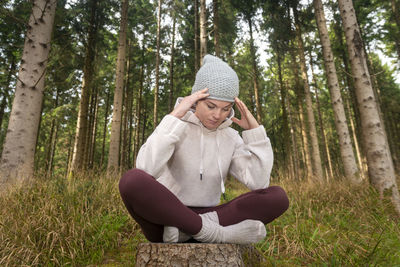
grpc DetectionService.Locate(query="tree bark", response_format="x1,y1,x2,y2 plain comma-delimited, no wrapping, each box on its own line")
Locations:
290,46,312,180
169,10,176,112
70,0,98,175
286,92,300,180
194,0,199,72
121,41,133,171
107,0,129,173
345,94,366,179
277,53,290,178
200,0,207,64
213,0,220,57
0,0,57,183
314,0,360,182
133,47,145,167
293,5,324,181
154,0,162,127
310,66,334,180
135,243,263,267
100,88,110,168
338,0,400,215
248,17,262,124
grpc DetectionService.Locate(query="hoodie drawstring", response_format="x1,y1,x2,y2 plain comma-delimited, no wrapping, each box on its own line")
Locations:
200,125,204,180
216,130,226,197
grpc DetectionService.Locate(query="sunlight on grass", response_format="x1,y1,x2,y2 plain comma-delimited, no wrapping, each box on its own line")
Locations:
0,173,399,266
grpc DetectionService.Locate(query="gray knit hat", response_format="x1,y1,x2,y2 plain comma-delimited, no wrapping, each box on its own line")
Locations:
191,54,239,102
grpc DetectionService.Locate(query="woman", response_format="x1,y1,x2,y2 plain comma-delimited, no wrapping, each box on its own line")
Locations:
119,55,289,244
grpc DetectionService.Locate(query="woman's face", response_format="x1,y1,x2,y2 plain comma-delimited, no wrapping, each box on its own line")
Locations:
194,99,233,130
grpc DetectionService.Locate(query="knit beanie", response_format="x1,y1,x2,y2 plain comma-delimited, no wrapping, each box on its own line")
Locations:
191,54,239,102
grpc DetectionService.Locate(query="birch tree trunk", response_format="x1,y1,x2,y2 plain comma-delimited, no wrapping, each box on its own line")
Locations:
213,0,220,58
338,0,400,215
154,0,162,127
293,6,324,181
107,0,129,173
314,0,360,182
200,0,207,64
0,0,57,183
70,0,98,174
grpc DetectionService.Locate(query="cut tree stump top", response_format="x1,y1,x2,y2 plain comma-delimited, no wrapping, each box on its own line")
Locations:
135,242,263,267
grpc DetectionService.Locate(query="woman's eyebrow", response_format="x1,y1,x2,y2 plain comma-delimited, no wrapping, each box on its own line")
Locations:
206,101,233,108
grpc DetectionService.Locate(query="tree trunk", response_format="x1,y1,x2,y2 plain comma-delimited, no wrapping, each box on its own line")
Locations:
290,46,312,180
194,0,199,72
70,0,98,175
345,94,366,179
213,0,220,57
135,243,263,267
121,42,133,171
390,0,400,62
169,10,176,112
311,68,334,180
45,88,59,178
248,17,262,124
107,0,129,173
0,0,57,183
89,90,99,168
0,55,16,132
286,92,300,180
277,53,290,178
154,0,162,127
86,85,97,168
314,0,360,182
293,5,324,181
200,0,207,64
100,88,110,168
65,131,73,178
133,48,145,167
338,0,400,215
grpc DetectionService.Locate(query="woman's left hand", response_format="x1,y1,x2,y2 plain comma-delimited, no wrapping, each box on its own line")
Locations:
231,97,260,130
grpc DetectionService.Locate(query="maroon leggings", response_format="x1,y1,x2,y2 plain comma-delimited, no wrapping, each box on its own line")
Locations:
119,168,289,242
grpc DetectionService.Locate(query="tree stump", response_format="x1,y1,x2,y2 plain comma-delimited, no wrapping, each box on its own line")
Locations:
135,243,264,267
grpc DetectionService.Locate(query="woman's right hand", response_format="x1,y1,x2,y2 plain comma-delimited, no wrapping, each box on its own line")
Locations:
170,88,209,118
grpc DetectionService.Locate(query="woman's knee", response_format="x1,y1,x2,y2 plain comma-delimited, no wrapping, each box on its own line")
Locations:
119,168,152,197
266,186,289,213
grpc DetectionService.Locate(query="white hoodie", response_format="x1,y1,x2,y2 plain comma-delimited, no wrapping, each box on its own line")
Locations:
136,98,274,207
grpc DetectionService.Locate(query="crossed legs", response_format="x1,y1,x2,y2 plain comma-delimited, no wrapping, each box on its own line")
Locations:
119,168,289,242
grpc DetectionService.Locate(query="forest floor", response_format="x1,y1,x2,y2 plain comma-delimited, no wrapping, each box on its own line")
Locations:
1,172,399,266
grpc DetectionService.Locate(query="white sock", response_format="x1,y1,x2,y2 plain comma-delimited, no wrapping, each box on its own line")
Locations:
193,215,266,244
163,211,219,243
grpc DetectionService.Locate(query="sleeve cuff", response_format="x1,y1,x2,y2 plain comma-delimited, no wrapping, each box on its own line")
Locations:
242,125,267,143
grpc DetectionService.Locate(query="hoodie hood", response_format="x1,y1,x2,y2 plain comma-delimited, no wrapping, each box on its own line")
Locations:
174,97,234,131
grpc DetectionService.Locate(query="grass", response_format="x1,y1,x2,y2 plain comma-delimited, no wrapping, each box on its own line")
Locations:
0,173,399,266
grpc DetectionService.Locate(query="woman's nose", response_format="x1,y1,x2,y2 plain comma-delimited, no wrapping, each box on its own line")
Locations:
212,110,222,119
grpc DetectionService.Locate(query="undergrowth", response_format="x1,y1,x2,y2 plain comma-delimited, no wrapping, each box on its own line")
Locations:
0,173,399,266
